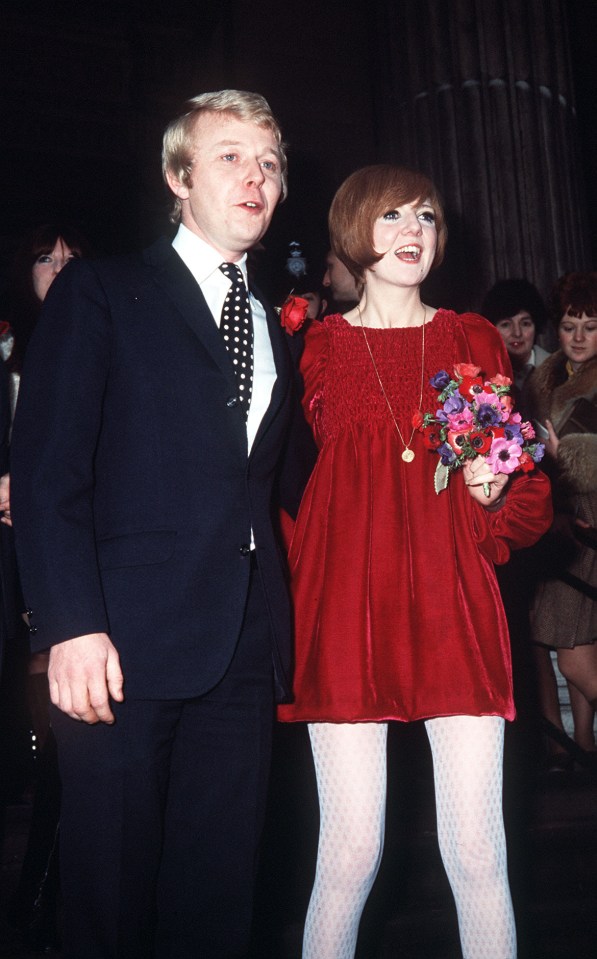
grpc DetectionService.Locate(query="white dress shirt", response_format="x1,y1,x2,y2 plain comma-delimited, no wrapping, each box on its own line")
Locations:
172,224,277,452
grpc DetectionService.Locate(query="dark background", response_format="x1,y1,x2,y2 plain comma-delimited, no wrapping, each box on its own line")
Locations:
1,0,596,307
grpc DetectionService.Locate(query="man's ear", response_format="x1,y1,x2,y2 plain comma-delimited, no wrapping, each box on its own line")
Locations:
165,169,190,200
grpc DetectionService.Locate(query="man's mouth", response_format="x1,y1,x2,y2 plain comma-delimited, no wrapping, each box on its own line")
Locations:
240,200,262,210
394,245,422,262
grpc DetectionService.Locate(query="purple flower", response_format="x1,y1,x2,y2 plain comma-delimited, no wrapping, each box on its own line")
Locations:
504,424,524,444
532,443,546,463
438,442,457,466
443,393,466,415
430,370,451,390
476,403,502,428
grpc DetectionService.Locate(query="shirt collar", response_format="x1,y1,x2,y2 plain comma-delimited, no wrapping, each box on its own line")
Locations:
172,223,248,287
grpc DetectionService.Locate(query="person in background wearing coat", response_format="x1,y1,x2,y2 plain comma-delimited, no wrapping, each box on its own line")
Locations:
8,89,299,959
527,271,597,763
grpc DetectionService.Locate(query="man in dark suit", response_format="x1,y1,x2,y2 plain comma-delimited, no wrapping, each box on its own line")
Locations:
10,90,299,959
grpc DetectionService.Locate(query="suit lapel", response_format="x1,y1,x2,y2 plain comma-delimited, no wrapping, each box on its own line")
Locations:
249,287,291,456
145,238,237,391
145,239,290,457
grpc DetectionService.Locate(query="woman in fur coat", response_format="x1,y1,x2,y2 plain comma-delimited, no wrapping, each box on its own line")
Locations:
527,271,597,757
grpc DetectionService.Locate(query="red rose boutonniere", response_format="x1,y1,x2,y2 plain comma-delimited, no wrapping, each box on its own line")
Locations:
278,295,309,335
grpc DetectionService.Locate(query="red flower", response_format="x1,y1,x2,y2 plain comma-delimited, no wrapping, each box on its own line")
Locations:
447,429,469,453
279,295,309,335
469,431,492,454
422,425,442,449
518,451,535,473
458,375,484,401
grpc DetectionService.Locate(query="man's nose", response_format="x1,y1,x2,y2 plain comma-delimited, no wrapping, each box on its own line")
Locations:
245,159,265,185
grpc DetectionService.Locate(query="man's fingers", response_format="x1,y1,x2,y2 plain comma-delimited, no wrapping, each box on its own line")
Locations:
106,650,124,703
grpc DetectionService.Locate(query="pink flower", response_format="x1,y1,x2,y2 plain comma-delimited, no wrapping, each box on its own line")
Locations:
521,420,536,440
446,408,474,431
472,389,498,407
454,363,481,378
489,373,513,388
486,438,523,474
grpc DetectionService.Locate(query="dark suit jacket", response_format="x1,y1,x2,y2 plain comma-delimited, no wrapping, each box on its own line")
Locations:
10,237,295,701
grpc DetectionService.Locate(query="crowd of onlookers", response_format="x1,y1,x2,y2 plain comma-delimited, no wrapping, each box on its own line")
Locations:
0,217,595,953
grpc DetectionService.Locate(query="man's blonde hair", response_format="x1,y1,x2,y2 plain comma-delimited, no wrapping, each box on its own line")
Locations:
162,90,288,223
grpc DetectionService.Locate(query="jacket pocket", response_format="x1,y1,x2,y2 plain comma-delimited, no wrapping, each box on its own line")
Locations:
97,529,177,569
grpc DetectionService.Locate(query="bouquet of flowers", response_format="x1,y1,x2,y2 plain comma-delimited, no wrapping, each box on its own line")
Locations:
413,362,545,495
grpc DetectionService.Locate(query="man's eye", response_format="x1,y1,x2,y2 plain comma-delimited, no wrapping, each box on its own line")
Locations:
262,160,278,172
222,154,237,162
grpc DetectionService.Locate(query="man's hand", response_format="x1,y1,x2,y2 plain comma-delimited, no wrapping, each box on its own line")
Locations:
462,457,509,508
48,632,124,724
0,473,11,526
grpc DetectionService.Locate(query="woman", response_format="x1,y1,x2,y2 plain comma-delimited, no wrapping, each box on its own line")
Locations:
3,222,90,952
482,278,550,409
278,165,552,959
527,271,597,756
481,278,583,770
6,222,90,375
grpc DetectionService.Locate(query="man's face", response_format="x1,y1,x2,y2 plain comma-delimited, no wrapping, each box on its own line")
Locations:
167,112,283,261
322,252,358,304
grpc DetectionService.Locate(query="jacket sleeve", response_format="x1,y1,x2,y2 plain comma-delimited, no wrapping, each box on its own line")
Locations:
10,260,112,650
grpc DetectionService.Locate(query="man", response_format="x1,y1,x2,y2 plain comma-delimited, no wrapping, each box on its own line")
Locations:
10,90,298,959
322,248,359,310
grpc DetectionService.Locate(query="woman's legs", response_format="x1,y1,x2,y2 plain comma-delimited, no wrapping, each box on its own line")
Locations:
303,722,387,959
556,644,597,710
425,715,516,959
567,682,596,752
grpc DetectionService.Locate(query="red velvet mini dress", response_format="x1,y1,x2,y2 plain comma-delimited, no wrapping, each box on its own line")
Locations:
278,310,552,725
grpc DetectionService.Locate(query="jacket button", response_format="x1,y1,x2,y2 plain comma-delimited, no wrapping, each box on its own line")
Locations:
239,544,251,556
226,396,238,408
26,608,33,616
29,625,38,635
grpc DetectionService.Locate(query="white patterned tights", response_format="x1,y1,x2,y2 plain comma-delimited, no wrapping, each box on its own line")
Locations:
303,716,516,959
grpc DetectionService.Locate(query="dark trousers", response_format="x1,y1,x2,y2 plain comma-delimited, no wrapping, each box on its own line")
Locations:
52,564,275,959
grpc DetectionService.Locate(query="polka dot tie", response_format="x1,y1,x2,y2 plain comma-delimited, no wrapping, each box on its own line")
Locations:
219,262,254,419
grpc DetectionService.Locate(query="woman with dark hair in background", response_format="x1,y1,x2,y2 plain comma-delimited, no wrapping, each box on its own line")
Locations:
2,222,91,952
527,271,597,764
8,224,90,351
482,278,551,410
279,164,552,959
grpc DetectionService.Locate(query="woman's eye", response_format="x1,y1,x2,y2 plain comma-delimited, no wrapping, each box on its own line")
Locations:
418,209,436,224
382,211,399,221
36,255,52,264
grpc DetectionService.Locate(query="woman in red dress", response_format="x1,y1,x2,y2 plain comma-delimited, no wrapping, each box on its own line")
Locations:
278,165,552,959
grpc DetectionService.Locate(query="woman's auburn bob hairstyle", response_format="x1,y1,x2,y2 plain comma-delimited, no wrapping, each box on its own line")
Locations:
328,164,447,292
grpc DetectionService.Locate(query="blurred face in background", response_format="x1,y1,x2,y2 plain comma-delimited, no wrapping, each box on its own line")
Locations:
32,238,78,302
494,311,536,366
322,251,358,305
558,310,597,371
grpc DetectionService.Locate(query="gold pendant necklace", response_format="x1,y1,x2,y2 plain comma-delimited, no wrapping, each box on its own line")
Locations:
358,304,426,463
